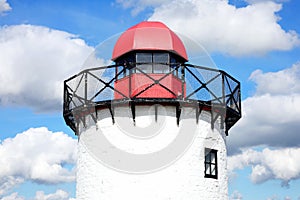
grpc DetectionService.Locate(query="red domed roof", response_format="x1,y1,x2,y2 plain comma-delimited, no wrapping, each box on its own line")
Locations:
112,21,188,61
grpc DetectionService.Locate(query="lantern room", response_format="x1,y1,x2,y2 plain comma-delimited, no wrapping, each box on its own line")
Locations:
63,21,241,135
112,21,188,99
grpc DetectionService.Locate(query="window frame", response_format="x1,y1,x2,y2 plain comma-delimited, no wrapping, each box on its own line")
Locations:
204,148,218,179
115,51,183,78
136,52,170,74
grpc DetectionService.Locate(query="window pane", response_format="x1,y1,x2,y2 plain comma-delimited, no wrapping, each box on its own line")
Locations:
153,53,169,73
205,164,210,175
178,66,182,78
137,64,152,73
153,64,169,73
153,53,169,63
131,67,136,74
136,53,152,73
211,165,216,176
205,153,211,163
118,66,124,79
211,153,216,164
170,56,177,64
170,57,178,76
136,53,152,63
170,65,178,76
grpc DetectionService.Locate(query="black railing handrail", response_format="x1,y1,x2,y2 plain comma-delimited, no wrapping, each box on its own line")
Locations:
63,63,241,135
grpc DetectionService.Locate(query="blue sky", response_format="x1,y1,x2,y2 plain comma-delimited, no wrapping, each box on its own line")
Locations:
0,0,300,199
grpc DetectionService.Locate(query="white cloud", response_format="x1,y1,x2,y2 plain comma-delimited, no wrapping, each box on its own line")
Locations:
146,0,299,56
249,63,300,95
230,190,243,200
0,0,11,14
34,190,71,200
266,196,279,200
246,0,289,4
1,190,75,200
0,127,77,196
116,0,171,16
228,63,300,153
228,147,300,185
0,24,94,111
1,193,24,200
0,177,23,197
228,63,300,186
250,164,273,183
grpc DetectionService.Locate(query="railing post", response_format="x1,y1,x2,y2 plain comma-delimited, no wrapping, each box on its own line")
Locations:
84,72,88,106
128,63,132,99
181,64,185,100
238,83,242,115
221,73,225,130
115,65,118,81
63,81,67,112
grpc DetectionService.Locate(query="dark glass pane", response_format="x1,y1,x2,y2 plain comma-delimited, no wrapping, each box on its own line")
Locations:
170,56,177,64
153,53,169,73
136,53,152,63
136,53,152,73
153,53,169,63
205,153,211,163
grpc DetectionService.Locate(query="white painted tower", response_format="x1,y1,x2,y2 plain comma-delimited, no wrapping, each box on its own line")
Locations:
63,21,241,200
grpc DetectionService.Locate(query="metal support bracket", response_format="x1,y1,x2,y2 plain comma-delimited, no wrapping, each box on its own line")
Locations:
176,104,181,126
130,101,136,125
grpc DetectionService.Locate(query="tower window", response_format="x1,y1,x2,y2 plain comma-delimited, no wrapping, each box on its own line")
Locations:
153,53,169,73
204,148,218,179
136,52,170,74
136,53,152,73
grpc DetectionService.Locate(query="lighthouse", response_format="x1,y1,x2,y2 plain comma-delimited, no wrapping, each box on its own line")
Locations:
63,21,241,200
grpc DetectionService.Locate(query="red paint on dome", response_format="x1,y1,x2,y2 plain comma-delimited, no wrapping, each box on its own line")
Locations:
112,21,188,61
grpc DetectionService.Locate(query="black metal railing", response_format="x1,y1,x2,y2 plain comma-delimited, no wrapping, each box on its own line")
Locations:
63,63,241,135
